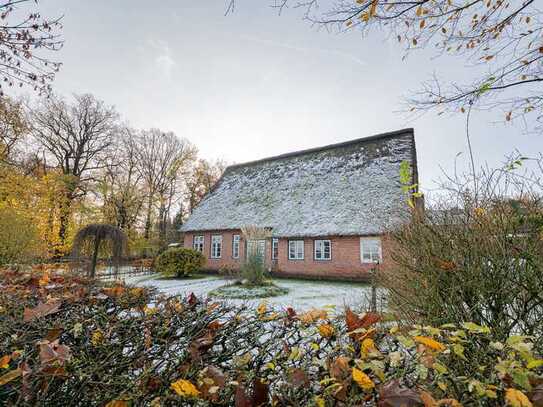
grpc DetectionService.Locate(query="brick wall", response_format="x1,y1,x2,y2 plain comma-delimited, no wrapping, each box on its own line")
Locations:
183,231,390,280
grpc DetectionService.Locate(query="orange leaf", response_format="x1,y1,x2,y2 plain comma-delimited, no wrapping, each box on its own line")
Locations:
414,336,446,352
105,401,129,407
420,390,437,406
0,355,9,369
0,368,21,386
329,356,351,380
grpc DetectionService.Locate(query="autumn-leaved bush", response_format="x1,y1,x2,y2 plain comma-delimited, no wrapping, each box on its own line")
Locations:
154,247,205,277
0,270,542,406
0,206,40,266
385,163,543,348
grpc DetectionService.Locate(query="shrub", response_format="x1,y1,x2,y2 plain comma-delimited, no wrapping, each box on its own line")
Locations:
241,251,268,286
383,161,543,346
154,247,205,277
0,206,40,266
0,271,542,406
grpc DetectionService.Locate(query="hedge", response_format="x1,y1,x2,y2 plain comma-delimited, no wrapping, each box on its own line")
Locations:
154,247,205,277
0,270,542,406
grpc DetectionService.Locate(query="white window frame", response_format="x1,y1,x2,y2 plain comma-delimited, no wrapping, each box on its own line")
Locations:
211,235,222,259
272,238,279,260
288,240,304,260
193,235,204,252
360,237,382,264
232,234,240,259
314,239,331,261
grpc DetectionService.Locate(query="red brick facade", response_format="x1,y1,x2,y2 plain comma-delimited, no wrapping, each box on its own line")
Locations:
183,230,390,281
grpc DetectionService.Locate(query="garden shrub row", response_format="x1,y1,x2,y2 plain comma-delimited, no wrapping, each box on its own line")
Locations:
0,270,542,406
154,247,205,277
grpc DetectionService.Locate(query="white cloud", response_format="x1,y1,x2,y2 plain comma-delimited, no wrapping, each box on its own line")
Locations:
148,39,176,80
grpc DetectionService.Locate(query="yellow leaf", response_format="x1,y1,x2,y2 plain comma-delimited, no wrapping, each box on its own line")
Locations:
420,19,426,29
0,355,10,369
414,336,446,352
361,338,376,357
256,302,267,316
91,329,104,347
0,368,21,386
527,359,543,369
318,324,335,338
461,322,490,334
315,396,326,407
170,379,200,398
352,367,374,391
505,388,532,407
105,401,129,407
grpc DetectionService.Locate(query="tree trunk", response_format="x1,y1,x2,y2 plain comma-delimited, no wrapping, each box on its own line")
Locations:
90,235,101,278
144,195,153,240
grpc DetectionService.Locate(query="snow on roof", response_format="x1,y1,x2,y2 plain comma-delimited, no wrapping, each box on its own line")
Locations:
181,128,418,237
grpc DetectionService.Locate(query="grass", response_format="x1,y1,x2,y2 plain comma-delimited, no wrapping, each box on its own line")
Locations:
208,280,289,300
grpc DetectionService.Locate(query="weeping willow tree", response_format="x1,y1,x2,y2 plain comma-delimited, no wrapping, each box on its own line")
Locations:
71,224,127,278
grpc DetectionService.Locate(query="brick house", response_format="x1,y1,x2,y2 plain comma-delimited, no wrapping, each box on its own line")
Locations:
180,128,419,280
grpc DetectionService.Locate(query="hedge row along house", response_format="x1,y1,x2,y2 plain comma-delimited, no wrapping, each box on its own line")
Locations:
180,128,419,280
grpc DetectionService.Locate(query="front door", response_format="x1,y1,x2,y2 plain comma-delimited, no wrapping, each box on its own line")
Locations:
246,239,266,262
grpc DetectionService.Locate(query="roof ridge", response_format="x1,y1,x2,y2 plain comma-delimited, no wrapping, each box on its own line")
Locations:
226,128,414,171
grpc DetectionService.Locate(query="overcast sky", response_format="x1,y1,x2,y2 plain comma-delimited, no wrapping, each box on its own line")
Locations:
34,0,541,192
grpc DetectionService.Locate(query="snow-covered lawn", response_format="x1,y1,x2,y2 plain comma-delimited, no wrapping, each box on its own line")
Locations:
125,274,385,312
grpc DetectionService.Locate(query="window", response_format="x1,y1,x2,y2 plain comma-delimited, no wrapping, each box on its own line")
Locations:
288,240,304,260
272,238,279,260
314,240,331,260
232,235,240,259
193,235,204,252
247,240,265,259
360,238,382,263
211,235,222,258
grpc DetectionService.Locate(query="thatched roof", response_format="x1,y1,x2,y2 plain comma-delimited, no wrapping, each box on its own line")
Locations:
181,128,418,237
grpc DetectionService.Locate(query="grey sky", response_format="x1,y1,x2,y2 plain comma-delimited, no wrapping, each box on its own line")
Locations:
36,0,541,192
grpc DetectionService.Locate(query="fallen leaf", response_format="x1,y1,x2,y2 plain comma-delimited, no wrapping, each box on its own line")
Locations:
414,336,446,352
352,367,374,391
23,299,61,322
378,379,422,407
330,356,351,381
318,323,335,338
188,292,199,306
170,379,200,398
39,340,72,366
0,355,9,369
105,401,129,407
420,391,437,407
289,368,309,388
0,368,22,386
505,388,533,407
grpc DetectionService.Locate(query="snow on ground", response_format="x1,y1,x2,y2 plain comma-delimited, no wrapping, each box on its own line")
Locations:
124,274,386,313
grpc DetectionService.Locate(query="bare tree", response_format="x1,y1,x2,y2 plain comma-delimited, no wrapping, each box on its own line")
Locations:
0,96,28,162
135,129,197,245
233,0,543,130
185,158,226,214
98,127,145,233
0,0,63,95
30,93,119,253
